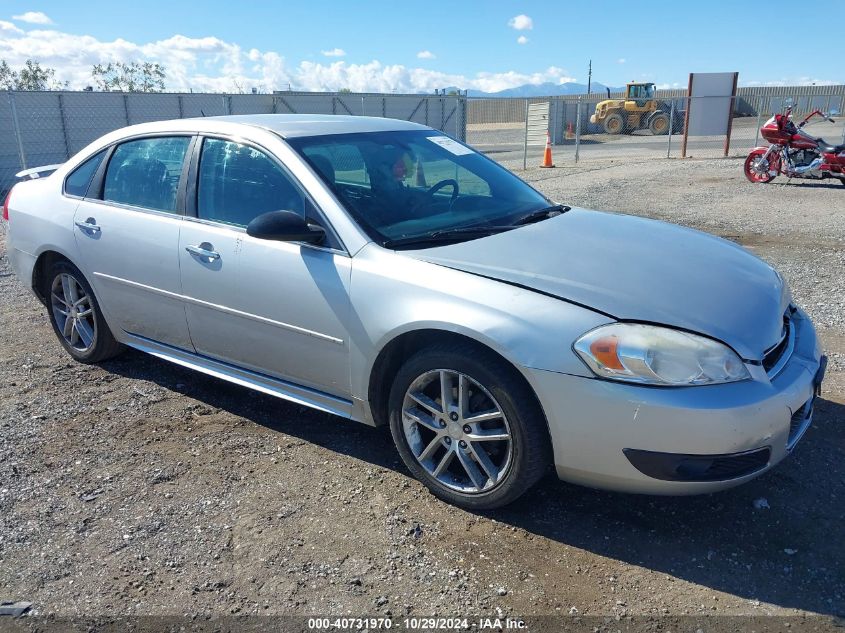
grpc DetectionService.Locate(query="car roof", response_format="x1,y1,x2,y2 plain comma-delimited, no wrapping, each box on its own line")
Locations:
106,114,431,140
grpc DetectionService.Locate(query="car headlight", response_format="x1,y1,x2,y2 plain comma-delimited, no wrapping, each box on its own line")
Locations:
573,323,750,386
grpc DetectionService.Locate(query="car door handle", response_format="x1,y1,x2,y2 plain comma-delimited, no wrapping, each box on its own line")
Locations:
74,219,101,234
185,244,220,260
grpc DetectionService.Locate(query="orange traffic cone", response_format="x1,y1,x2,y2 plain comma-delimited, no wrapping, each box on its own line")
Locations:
565,121,574,140
540,131,555,168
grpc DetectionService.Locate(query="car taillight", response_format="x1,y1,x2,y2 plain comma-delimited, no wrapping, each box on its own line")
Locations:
3,187,14,222
2,187,11,221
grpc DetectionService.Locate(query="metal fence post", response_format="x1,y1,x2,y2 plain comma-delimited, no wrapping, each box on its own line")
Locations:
123,94,130,125
57,93,72,159
522,99,529,170
754,96,763,147
8,90,27,170
460,91,468,141
361,95,365,116
177,95,184,119
666,99,675,159
574,97,582,163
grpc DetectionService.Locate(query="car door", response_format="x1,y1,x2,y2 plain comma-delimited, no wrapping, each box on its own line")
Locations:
73,135,195,350
178,136,352,397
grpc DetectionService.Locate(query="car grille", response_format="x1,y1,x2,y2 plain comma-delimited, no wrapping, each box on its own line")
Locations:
763,311,793,377
788,398,813,450
624,447,771,482
688,449,771,481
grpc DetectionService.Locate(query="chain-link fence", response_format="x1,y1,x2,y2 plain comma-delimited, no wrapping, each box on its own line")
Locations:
3,87,843,194
0,90,467,195
467,87,845,170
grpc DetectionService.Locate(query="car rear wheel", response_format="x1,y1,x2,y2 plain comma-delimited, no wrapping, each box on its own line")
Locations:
388,343,551,510
47,260,123,363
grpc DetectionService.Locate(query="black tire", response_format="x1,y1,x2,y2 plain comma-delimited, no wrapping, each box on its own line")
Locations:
649,112,670,135
603,112,625,135
388,342,552,510
46,260,124,363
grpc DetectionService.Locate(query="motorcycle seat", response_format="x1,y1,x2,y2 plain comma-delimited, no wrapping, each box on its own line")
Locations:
816,138,845,153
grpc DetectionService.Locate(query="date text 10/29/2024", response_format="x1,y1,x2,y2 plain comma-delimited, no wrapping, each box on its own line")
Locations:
308,617,528,630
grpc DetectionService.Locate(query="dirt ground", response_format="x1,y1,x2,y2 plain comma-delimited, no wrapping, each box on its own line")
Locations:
0,157,843,623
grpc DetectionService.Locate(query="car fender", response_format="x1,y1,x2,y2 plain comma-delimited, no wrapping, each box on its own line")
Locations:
5,178,83,296
348,243,612,405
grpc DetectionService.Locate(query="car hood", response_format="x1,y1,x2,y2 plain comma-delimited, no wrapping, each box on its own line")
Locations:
407,208,789,360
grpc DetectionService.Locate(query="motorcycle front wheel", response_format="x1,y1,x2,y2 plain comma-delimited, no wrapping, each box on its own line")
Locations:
744,151,776,183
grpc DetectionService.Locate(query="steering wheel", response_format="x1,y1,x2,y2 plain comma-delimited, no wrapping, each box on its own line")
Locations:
409,178,460,216
426,179,460,204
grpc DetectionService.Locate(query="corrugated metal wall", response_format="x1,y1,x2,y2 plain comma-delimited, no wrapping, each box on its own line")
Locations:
468,85,845,124
0,90,467,194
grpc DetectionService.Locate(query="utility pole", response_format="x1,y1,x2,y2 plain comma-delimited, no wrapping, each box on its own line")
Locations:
587,59,592,94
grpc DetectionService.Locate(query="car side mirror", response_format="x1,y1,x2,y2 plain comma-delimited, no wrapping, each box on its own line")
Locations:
246,210,325,244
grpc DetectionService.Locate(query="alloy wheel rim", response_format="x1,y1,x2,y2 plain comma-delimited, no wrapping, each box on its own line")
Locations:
51,273,97,352
750,157,770,181
401,369,513,494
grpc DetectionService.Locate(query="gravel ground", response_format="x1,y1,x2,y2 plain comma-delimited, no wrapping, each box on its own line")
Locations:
0,157,843,622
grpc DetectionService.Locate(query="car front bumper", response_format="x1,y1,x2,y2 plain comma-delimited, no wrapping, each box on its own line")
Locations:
526,307,824,494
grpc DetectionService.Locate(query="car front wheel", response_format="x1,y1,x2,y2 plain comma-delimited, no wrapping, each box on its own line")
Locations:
388,343,551,510
47,260,123,363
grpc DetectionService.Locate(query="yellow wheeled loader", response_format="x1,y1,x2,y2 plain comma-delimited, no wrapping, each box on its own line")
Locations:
589,82,676,135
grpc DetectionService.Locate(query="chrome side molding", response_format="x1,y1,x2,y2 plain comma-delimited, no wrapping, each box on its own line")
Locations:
122,332,355,419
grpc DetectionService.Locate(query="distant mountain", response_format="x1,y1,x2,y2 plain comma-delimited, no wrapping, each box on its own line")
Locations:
463,81,624,98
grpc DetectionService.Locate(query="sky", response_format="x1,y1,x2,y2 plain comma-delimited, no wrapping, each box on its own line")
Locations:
0,0,841,94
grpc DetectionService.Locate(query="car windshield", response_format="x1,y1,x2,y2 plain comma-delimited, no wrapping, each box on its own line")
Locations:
286,130,552,247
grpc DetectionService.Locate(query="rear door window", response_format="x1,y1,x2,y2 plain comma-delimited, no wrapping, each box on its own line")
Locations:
65,150,106,198
103,137,191,212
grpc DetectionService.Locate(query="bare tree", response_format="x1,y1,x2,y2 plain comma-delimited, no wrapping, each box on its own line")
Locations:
91,62,166,92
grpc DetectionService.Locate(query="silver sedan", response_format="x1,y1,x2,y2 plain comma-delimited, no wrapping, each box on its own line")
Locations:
3,115,826,509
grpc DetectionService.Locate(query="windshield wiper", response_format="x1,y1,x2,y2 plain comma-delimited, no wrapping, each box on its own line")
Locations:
383,225,515,249
512,204,570,226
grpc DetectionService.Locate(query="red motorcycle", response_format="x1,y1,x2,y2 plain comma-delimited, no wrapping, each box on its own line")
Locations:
744,105,845,185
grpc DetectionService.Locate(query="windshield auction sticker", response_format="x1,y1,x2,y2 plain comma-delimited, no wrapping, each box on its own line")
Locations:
427,135,475,155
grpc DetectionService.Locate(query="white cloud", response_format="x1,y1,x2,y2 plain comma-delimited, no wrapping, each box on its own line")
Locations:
516,35,528,45
617,58,626,64
11,11,52,24
321,48,346,57
508,14,533,30
0,25,576,93
416,50,435,59
0,20,24,34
